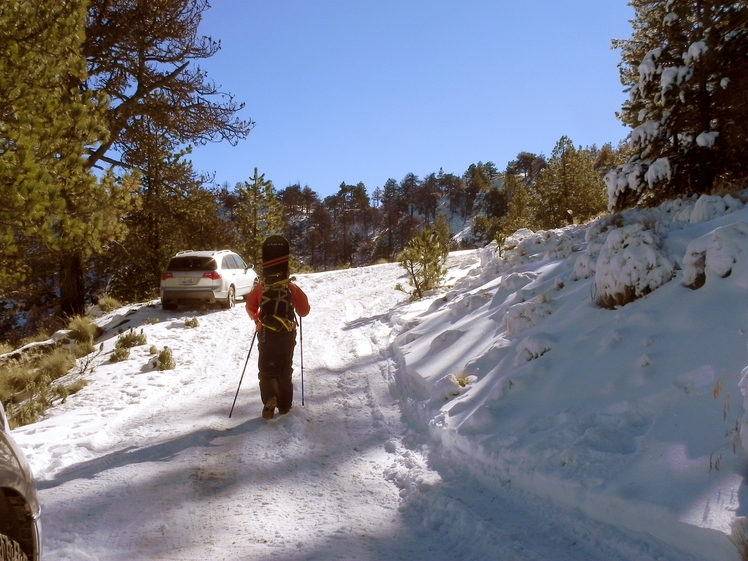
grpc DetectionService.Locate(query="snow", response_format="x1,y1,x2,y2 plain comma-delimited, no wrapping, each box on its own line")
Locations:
660,66,692,96
630,120,660,149
9,192,748,560
686,41,708,64
697,131,719,148
638,48,661,86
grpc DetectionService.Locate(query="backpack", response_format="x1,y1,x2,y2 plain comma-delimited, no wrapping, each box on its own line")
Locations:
259,279,296,331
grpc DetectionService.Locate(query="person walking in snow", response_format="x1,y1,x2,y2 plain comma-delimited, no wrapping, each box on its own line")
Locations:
245,236,310,419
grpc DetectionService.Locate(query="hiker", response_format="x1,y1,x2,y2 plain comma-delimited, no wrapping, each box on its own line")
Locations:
245,236,310,419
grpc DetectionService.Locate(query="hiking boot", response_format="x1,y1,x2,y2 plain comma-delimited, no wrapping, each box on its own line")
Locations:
278,405,292,415
262,397,277,420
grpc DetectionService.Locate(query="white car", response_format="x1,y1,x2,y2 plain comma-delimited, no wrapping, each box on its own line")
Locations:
0,403,42,561
159,250,257,311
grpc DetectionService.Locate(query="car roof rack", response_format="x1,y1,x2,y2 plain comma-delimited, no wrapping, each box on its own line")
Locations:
174,249,233,256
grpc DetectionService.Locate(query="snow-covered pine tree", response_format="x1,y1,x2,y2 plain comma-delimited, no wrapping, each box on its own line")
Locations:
608,0,748,211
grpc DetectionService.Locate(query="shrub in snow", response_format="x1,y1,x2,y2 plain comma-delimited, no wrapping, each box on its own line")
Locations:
514,333,554,365
110,347,130,363
682,223,748,288
573,253,596,280
184,317,199,328
577,211,662,284
637,354,652,368
498,272,537,294
594,223,674,309
689,194,742,224
504,300,553,336
430,374,463,401
153,346,175,371
460,293,491,312
115,329,147,349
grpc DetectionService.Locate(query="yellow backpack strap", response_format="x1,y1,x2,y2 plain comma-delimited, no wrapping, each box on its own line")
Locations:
260,278,297,331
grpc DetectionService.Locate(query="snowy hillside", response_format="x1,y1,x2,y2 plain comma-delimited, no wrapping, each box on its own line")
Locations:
10,192,748,560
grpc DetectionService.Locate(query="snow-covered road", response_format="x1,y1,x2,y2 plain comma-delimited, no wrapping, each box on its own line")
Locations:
13,247,730,560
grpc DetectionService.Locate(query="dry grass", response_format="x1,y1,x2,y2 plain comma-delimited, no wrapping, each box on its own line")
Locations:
455,372,477,388
0,315,107,427
96,296,122,313
1,334,98,427
36,348,76,381
0,362,35,402
730,518,748,561
54,379,89,404
66,315,102,344
596,285,639,309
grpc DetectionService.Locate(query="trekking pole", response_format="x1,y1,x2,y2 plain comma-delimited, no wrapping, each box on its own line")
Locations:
229,331,257,418
300,316,305,406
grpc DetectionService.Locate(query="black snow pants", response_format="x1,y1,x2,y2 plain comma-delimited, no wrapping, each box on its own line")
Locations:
257,329,297,412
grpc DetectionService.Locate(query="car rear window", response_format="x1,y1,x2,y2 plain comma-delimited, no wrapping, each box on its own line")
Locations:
167,256,217,271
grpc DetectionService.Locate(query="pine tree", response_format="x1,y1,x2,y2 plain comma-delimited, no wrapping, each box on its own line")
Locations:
608,0,748,210
463,162,500,220
84,0,252,171
434,213,452,249
308,203,333,270
100,150,233,303
398,225,449,300
45,0,254,315
534,137,607,229
0,0,106,282
420,173,441,224
506,152,547,189
235,169,285,272
399,173,420,218
377,178,406,260
501,171,538,236
0,0,138,319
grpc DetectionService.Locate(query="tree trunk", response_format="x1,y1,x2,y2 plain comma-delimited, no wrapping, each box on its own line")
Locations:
60,251,86,317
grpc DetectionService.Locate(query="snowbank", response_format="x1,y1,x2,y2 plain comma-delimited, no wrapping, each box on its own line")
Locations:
391,192,748,560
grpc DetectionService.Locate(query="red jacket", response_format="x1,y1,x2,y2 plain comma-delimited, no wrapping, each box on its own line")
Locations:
245,282,310,330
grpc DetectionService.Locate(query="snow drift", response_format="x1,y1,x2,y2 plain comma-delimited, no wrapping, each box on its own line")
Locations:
392,192,748,560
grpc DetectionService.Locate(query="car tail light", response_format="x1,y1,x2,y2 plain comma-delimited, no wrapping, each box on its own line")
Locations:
161,272,173,281
202,271,222,280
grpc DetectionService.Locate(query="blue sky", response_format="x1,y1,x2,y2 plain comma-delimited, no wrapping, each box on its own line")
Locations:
189,1,635,199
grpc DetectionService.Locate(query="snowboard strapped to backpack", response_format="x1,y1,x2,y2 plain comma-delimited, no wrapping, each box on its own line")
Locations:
259,235,296,332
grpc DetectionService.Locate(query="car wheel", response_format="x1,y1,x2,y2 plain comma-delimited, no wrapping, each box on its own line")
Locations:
0,533,28,561
162,301,177,311
223,286,236,309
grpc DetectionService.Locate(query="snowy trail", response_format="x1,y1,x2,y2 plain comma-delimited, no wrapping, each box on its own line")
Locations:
14,251,706,560
22,258,463,560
